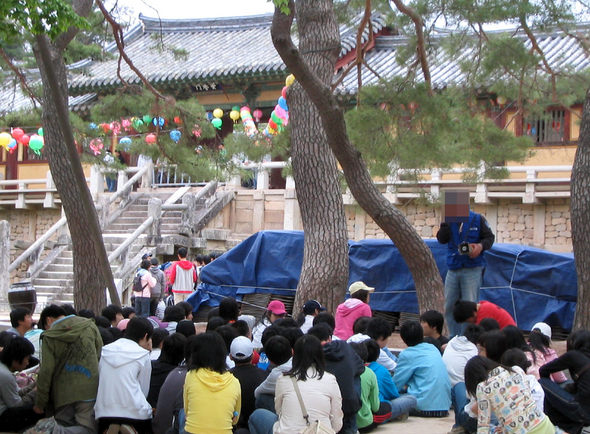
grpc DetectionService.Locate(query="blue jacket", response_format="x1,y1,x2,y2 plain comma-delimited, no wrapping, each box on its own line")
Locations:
393,342,451,411
368,361,400,402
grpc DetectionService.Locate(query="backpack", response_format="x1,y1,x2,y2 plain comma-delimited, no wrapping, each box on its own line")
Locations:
132,273,147,293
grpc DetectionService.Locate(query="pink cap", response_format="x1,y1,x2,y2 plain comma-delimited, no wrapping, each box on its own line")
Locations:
117,318,130,331
267,300,287,315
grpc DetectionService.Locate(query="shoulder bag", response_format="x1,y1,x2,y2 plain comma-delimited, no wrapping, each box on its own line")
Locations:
290,376,336,434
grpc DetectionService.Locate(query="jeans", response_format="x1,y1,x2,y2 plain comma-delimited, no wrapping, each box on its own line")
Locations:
340,414,358,434
540,377,590,433
389,394,418,420
255,393,275,412
135,297,151,318
451,382,477,433
249,408,278,434
444,266,483,337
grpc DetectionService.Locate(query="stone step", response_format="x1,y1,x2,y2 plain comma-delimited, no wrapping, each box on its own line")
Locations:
34,278,72,287
53,257,73,265
115,217,148,225
36,271,73,280
44,263,73,272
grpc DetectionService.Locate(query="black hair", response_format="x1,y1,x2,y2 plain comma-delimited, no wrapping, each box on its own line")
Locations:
125,317,154,343
264,335,292,366
206,316,227,332
502,325,528,351
151,257,159,266
140,259,151,270
176,302,193,319
464,356,499,397
176,320,196,338
231,320,250,337
160,333,187,365
350,341,368,363
215,324,238,352
60,304,77,316
95,315,111,329
195,254,205,264
479,318,500,332
479,330,507,363
274,318,299,328
528,330,551,355
278,327,304,349
352,316,371,335
566,329,586,352
464,324,484,345
219,298,240,323
207,307,220,320
101,304,123,323
364,339,381,363
10,307,31,328
420,310,444,335
501,348,531,371
0,331,14,349
121,306,136,319
351,289,370,303
152,328,169,349
39,304,67,330
571,330,590,357
307,323,333,342
185,334,198,362
367,317,393,341
163,305,185,323
188,332,227,374
453,300,478,323
261,325,281,347
400,320,424,347
78,309,95,319
98,326,115,346
177,247,188,258
0,336,34,367
203,254,212,265
312,312,335,330
287,334,325,381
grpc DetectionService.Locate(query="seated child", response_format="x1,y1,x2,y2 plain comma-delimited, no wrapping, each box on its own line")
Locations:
393,321,451,417
453,300,516,330
253,335,292,412
420,310,449,351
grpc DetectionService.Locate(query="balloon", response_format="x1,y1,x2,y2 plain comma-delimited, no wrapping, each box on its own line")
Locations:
119,136,132,150
212,118,222,129
11,128,24,140
143,115,152,124
0,132,11,148
38,127,44,136
152,116,165,127
253,109,263,122
285,74,295,87
213,108,223,119
29,134,44,155
89,138,103,156
281,86,288,99
229,110,240,122
169,130,181,143
145,133,157,144
278,96,288,111
20,134,30,146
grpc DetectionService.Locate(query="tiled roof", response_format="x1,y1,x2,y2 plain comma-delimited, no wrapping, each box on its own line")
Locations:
334,25,590,95
67,12,387,95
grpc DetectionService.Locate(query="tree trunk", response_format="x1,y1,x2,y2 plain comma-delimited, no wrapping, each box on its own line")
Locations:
271,1,445,314
289,0,349,314
32,9,119,312
571,88,590,330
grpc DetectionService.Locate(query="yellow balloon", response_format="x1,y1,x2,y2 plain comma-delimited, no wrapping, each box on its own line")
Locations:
213,108,223,119
229,110,240,121
285,74,295,87
0,132,11,148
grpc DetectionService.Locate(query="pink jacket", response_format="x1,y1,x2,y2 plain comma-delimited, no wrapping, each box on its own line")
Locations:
333,299,372,340
526,348,568,383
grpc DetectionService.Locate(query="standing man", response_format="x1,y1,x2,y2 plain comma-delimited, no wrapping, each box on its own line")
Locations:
436,191,495,337
150,257,166,316
33,304,102,433
169,247,197,304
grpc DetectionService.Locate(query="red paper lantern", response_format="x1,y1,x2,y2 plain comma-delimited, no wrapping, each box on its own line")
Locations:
145,133,157,144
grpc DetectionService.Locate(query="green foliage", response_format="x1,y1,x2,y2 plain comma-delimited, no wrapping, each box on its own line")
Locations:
0,107,42,127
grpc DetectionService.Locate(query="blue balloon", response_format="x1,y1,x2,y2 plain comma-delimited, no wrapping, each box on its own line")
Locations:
278,96,288,111
206,112,213,121
152,117,165,127
119,136,132,150
89,122,98,130
170,130,181,143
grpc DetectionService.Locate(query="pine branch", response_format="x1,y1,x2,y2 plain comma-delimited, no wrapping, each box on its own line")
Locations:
0,47,40,108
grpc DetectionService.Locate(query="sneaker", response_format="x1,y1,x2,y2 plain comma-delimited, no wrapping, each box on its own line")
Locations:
24,417,56,434
106,424,121,434
119,425,138,434
448,426,467,434
395,413,409,422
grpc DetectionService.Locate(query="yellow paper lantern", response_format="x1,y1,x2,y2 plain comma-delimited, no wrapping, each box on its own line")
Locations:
0,132,11,148
213,108,224,119
496,95,507,105
285,74,295,87
229,110,241,122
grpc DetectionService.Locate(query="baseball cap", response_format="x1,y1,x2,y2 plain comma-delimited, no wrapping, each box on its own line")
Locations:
348,281,375,295
117,318,130,331
303,300,326,315
531,322,552,339
230,336,254,360
267,300,287,315
142,252,152,260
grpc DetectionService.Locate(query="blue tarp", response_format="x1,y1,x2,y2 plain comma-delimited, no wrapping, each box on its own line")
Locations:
188,230,577,331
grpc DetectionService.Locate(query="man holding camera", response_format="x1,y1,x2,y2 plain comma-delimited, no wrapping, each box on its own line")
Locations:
437,205,495,337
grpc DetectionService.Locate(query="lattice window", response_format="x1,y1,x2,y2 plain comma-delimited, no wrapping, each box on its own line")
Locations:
523,109,566,145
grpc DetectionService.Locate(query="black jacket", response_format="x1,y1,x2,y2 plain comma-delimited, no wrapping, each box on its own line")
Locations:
323,340,364,417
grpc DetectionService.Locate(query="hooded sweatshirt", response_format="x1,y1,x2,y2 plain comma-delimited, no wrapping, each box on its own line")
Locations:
323,340,363,417
442,335,478,386
150,265,166,299
169,260,197,294
36,315,102,411
183,368,241,434
94,338,152,420
333,298,372,340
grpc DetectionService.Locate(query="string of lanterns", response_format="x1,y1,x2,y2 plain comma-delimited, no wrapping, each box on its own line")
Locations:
0,128,45,155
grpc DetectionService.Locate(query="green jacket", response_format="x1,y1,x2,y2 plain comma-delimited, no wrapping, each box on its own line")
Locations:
356,366,380,429
36,315,102,410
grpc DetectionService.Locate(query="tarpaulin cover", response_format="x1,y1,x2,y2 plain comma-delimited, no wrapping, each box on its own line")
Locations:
188,230,577,331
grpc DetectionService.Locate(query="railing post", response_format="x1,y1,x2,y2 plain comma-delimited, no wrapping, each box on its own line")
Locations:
475,161,489,204
117,169,129,193
0,220,10,306
16,181,26,208
90,165,104,200
430,169,441,202
283,175,298,230
385,163,399,204
141,161,154,189
44,170,56,208
147,197,162,245
524,168,537,204
179,193,196,236
256,165,270,190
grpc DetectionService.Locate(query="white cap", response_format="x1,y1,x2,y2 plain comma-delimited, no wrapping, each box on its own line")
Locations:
531,322,552,339
230,336,254,360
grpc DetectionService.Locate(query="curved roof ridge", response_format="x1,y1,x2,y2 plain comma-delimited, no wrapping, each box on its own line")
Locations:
138,13,274,32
